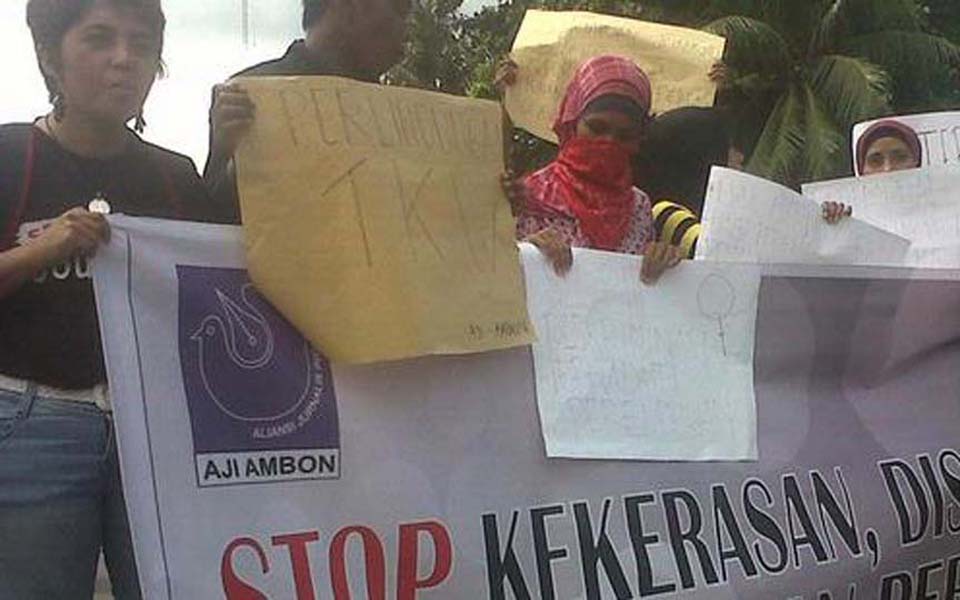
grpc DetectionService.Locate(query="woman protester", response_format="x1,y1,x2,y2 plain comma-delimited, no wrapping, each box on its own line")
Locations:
635,106,745,258
0,1,228,597
822,119,924,223
500,55,683,283
857,119,923,176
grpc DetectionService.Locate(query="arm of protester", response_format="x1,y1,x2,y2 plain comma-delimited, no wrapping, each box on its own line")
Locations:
0,208,108,299
525,227,573,277
173,154,241,226
494,57,521,166
202,82,255,219
202,160,242,221
502,105,516,167
640,241,683,285
821,201,852,225
500,170,526,217
203,83,255,186
494,57,519,97
708,61,730,89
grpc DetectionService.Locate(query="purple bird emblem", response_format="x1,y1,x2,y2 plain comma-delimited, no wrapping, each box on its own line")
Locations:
190,283,314,422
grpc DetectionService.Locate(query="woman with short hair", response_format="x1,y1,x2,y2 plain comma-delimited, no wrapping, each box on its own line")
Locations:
0,1,226,597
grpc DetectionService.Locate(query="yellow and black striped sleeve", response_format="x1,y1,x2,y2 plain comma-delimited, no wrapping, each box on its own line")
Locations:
652,200,700,259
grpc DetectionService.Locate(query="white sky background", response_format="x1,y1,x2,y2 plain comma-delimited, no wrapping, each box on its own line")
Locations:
2,1,303,168
2,0,495,168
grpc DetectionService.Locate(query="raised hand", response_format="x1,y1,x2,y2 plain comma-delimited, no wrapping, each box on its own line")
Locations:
494,58,519,97
641,241,683,285
527,227,573,277
821,201,853,224
35,207,110,265
500,170,527,217
209,83,256,165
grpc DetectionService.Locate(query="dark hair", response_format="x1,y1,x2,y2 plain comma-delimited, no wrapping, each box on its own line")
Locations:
26,0,165,127
635,107,734,215
302,0,326,29
583,94,651,128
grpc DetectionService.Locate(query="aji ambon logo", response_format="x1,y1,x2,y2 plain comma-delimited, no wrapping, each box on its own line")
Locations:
177,266,340,487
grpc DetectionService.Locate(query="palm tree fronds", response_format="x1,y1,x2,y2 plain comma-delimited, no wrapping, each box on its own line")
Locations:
800,84,847,181
703,15,793,74
810,55,891,128
745,84,806,183
728,72,783,97
809,0,844,56
842,31,960,107
755,0,828,53
843,30,960,72
839,0,924,35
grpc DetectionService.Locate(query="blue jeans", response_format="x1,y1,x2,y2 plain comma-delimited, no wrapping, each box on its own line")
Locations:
0,386,141,600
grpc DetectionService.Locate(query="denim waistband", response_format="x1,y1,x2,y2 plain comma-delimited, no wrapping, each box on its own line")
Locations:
0,373,109,407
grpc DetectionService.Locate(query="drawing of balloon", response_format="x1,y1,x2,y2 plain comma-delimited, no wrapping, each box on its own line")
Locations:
697,273,737,356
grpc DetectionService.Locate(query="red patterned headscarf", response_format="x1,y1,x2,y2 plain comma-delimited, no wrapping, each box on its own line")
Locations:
524,56,653,250
552,55,653,145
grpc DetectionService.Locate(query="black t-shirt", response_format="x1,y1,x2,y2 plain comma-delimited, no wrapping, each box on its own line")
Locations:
235,40,352,78
0,122,231,389
202,40,374,215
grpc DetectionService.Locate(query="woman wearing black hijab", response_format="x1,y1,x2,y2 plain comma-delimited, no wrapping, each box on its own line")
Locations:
634,107,743,258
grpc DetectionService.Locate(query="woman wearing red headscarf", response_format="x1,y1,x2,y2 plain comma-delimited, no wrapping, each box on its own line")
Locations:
822,119,923,223
501,55,682,283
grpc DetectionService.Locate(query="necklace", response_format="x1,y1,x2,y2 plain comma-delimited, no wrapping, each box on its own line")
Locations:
43,114,113,215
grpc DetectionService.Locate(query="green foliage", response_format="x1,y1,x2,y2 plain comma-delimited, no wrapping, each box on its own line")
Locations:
386,0,472,93
809,55,890,126
388,0,703,170
744,83,805,182
925,0,960,44
704,0,959,184
389,0,960,184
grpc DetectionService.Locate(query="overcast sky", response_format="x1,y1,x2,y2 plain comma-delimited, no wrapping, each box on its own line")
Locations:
3,2,314,166
2,1,497,166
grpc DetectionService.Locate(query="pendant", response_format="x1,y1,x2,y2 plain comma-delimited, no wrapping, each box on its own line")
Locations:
87,193,111,215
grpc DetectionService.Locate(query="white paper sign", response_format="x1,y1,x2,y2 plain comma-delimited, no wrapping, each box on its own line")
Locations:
698,167,911,266
853,111,960,175
803,169,960,268
521,244,759,461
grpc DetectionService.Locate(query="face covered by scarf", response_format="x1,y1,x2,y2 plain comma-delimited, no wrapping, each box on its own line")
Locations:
524,55,652,251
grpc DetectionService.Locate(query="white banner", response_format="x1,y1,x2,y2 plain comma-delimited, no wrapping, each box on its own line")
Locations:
94,217,960,599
